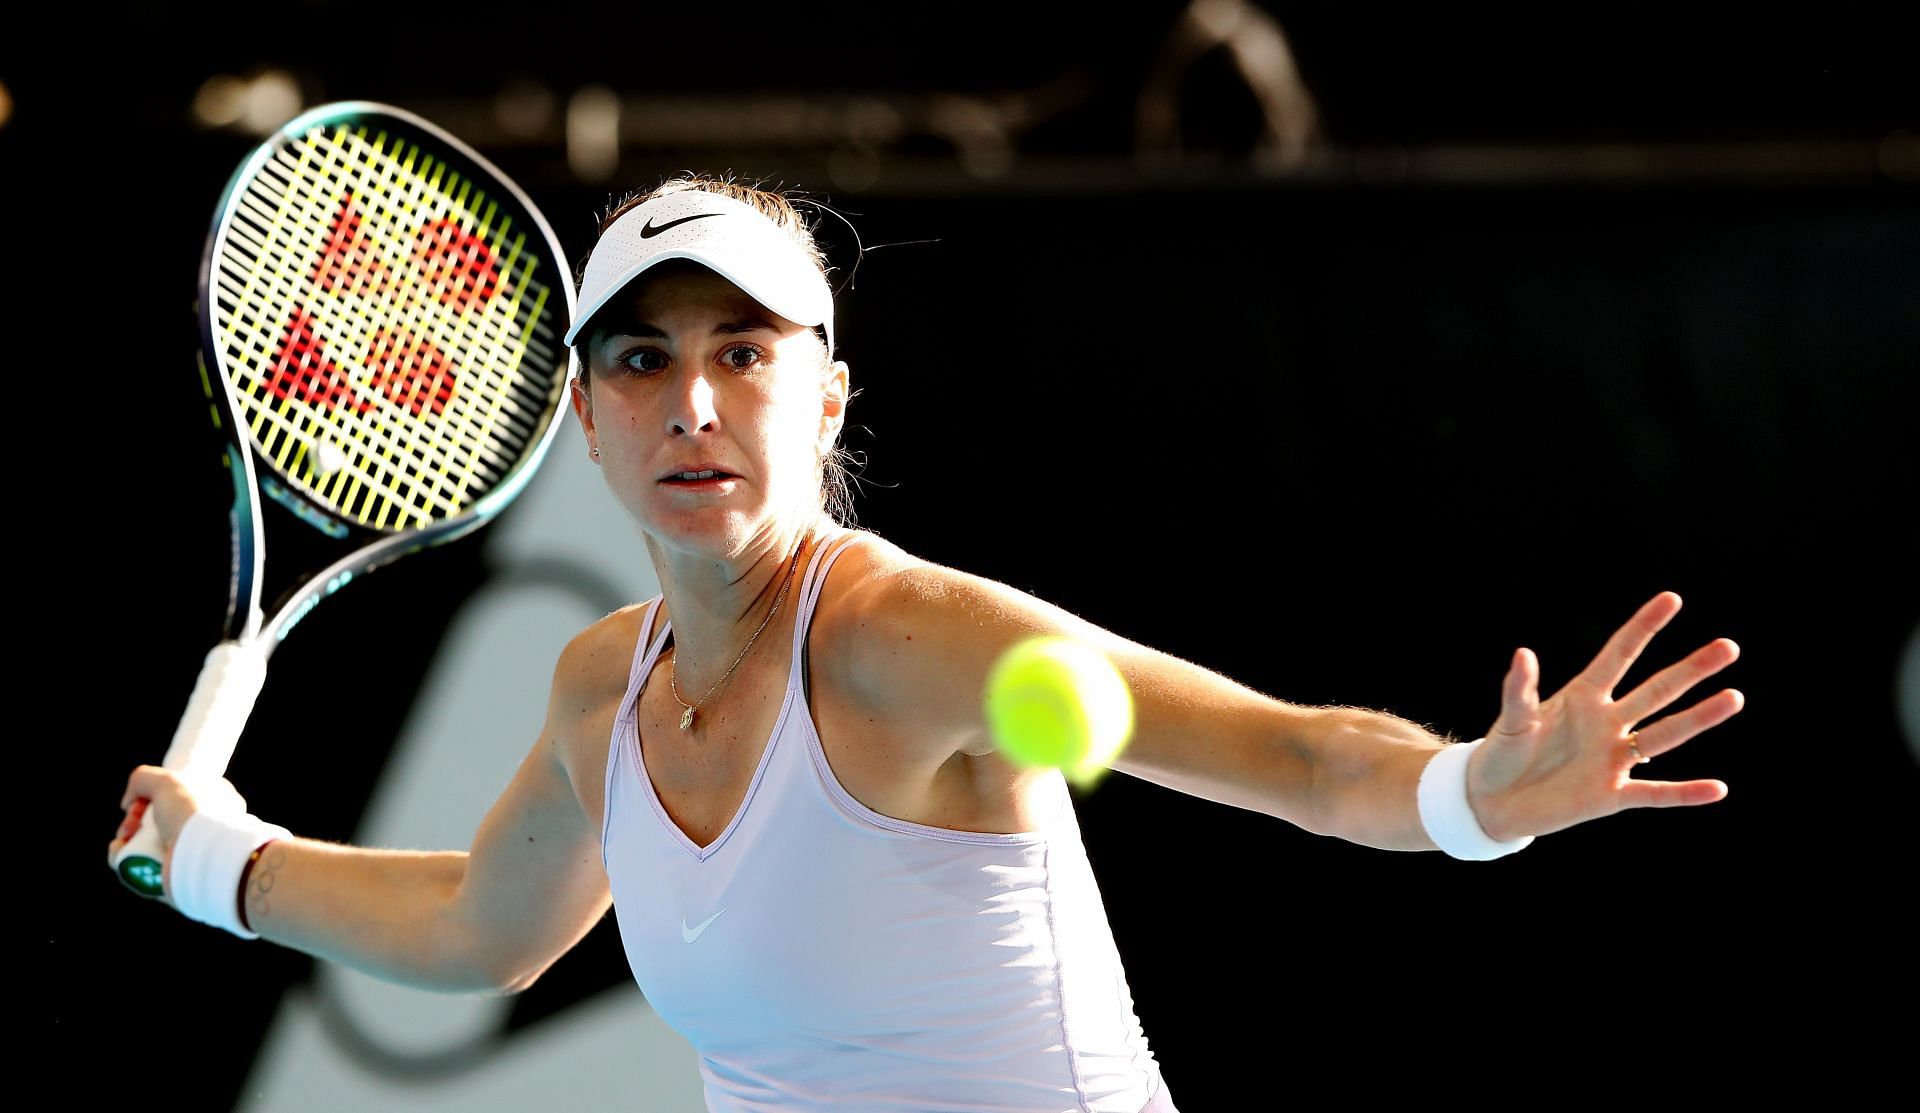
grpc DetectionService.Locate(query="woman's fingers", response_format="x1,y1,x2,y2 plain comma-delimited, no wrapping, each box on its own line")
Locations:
1492,647,1542,736
1630,688,1746,760
1476,597,1741,832
116,798,149,838
121,764,172,811
1615,777,1730,810
1613,637,1739,726
1576,591,1683,694
107,797,150,865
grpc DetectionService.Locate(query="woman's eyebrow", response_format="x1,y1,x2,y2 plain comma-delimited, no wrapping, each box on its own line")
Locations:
593,307,658,339
713,315,781,335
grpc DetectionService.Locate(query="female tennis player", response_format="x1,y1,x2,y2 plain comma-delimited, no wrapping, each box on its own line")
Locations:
112,176,1744,1112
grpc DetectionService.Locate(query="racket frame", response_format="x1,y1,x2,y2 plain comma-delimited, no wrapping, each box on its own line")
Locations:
114,101,576,897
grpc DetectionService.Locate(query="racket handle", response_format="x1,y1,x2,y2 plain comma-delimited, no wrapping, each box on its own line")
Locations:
114,641,269,897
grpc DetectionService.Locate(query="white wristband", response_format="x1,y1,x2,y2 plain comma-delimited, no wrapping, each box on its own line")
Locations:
1417,739,1534,861
170,811,291,939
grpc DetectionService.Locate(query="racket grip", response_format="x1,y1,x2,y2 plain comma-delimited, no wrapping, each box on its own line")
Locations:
114,641,269,897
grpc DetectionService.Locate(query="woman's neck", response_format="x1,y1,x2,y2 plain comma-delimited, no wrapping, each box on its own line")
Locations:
647,516,830,694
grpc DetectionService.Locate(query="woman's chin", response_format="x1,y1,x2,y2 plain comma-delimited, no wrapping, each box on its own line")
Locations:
632,492,825,559
640,509,759,558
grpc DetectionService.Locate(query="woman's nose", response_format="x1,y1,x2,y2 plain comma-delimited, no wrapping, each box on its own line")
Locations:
666,369,718,435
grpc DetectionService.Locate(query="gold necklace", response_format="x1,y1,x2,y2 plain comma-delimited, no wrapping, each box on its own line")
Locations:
669,540,804,732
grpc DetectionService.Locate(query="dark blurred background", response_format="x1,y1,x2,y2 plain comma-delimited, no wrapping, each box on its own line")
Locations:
19,2,1917,1108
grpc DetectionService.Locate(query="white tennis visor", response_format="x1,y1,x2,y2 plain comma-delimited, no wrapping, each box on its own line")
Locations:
563,189,834,355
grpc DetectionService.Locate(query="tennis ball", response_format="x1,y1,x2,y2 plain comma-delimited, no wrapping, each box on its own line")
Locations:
983,636,1134,786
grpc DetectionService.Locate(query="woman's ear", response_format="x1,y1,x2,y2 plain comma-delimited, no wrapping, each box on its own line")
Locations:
821,360,850,446
569,373,600,462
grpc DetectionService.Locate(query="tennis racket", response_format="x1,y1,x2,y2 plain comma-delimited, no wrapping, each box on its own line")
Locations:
113,101,574,897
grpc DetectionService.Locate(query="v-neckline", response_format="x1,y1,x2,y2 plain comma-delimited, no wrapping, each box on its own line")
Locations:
631,611,799,861
622,529,860,859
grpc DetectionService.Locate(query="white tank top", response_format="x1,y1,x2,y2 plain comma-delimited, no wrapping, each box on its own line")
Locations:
600,530,1170,1112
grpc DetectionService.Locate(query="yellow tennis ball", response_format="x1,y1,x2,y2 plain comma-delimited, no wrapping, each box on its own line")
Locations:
984,636,1134,785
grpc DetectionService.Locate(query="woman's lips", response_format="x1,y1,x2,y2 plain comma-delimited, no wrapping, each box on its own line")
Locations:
660,473,738,490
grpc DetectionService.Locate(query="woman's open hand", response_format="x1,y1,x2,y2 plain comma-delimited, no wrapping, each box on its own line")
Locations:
1466,591,1743,842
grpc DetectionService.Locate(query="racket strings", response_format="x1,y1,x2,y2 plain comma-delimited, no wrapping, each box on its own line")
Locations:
216,207,555,463
212,119,564,531
221,189,492,519
217,204,546,523
235,144,553,509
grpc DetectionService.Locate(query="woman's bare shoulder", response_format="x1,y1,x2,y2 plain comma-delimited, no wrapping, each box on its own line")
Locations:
816,530,1094,761
827,530,1035,616
551,599,658,700
539,601,657,790
830,528,928,581
820,529,956,618
815,531,1020,696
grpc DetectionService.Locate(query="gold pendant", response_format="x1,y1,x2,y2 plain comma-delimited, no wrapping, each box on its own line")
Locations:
680,706,696,732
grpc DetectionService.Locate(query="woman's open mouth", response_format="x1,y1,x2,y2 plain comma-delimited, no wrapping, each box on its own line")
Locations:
660,468,738,489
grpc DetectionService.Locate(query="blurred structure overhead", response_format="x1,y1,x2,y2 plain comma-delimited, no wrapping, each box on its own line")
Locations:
1137,0,1319,172
23,2,1914,193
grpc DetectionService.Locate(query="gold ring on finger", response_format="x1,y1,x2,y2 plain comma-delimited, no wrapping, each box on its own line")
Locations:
1626,731,1650,765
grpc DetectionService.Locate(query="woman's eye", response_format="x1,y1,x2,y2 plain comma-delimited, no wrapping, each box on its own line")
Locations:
620,349,667,375
722,344,764,371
